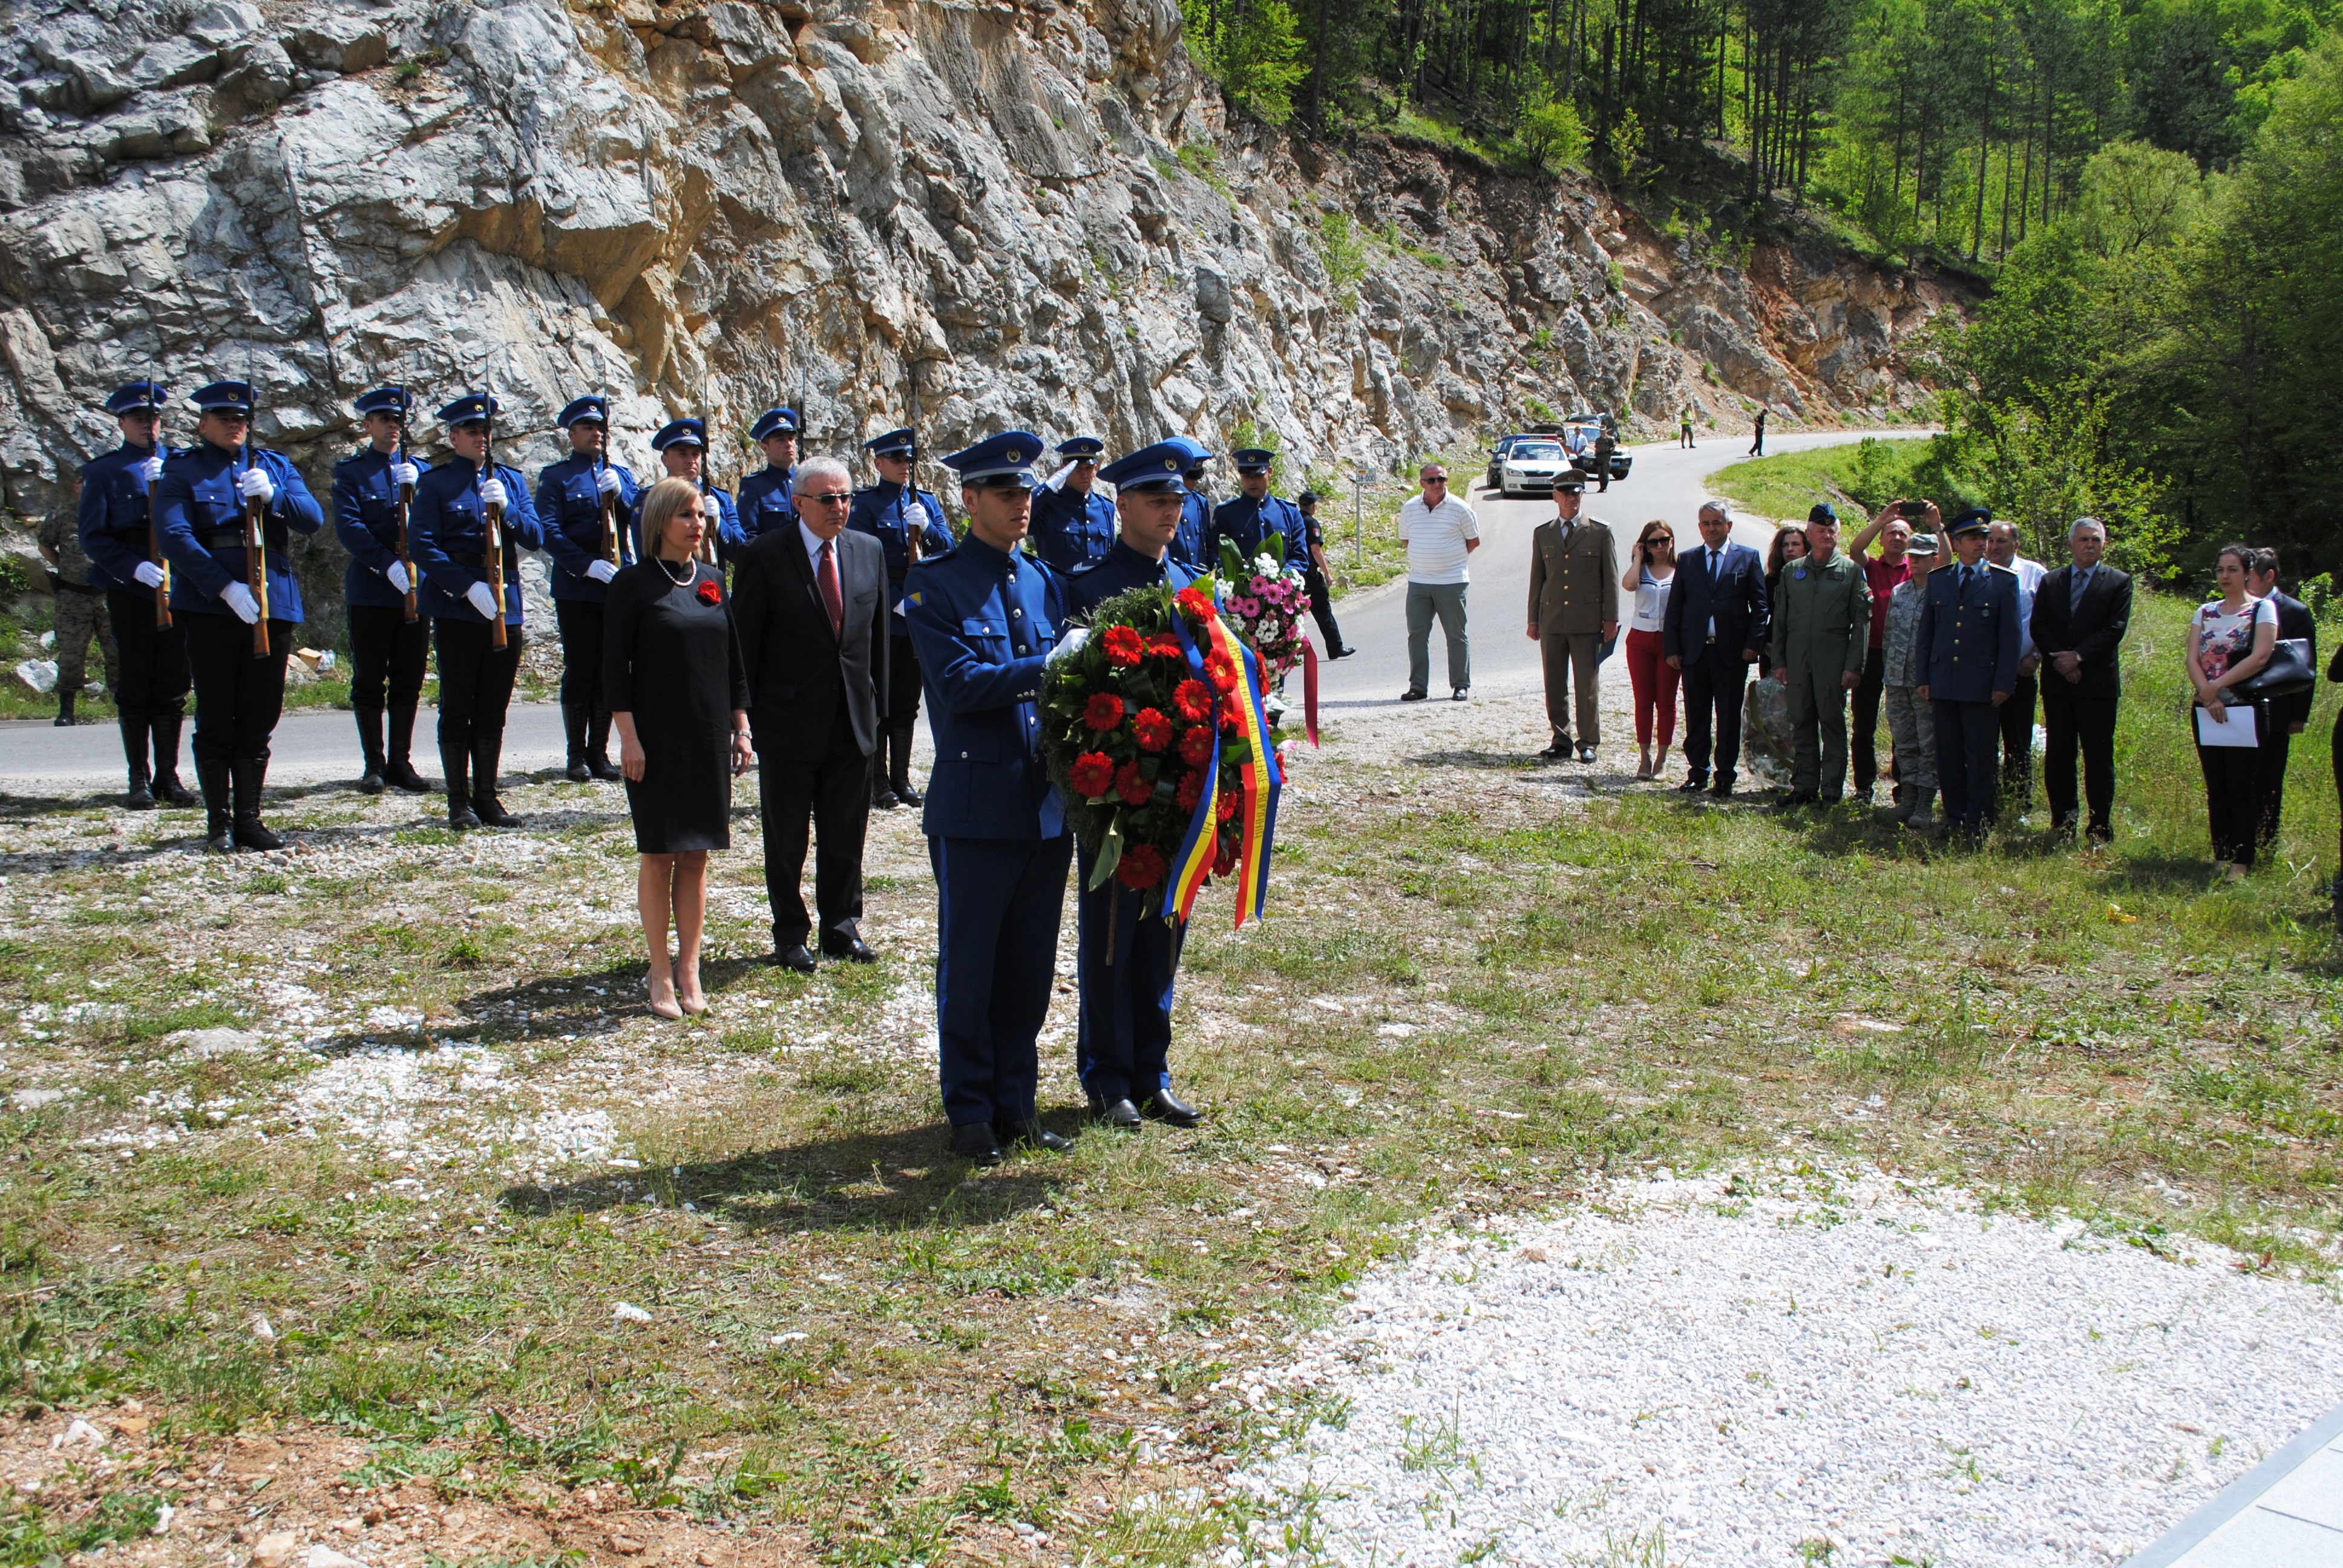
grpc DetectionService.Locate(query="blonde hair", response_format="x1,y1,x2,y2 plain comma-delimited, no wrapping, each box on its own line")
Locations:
640,477,705,558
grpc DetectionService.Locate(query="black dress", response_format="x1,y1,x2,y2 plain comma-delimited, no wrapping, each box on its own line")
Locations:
603,558,751,853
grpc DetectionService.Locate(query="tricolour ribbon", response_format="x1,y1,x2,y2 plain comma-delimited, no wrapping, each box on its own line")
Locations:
1303,638,1320,747
1161,590,1282,928
1163,603,1222,924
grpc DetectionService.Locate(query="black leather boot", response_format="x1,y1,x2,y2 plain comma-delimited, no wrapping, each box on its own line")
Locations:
442,728,480,829
471,728,519,827
870,748,899,811
355,705,387,794
230,759,284,851
586,710,623,781
53,689,76,727
120,710,155,809
382,705,431,793
561,703,591,782
889,724,922,806
198,758,234,852
149,713,197,805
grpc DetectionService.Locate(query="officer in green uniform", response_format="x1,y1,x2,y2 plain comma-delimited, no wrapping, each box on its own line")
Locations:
1768,503,1872,805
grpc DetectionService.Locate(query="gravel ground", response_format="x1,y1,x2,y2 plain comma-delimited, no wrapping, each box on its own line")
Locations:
1233,1165,2343,1566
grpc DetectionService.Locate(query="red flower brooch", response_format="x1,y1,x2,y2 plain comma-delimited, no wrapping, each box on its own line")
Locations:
695,579,723,606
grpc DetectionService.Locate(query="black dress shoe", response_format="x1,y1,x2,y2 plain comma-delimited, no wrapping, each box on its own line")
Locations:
995,1119,1076,1153
821,936,877,964
359,767,387,795
1676,777,1708,792
565,760,593,783
1774,791,1818,810
1399,689,1427,702
448,800,482,831
156,776,198,808
471,796,521,828
382,761,431,794
1538,743,1570,761
1452,688,1469,702
126,780,157,811
767,944,817,974
1334,645,1358,659
1576,744,1596,763
1709,780,1735,798
1093,1097,1144,1129
872,786,900,811
894,782,923,806
951,1122,1004,1167
1141,1089,1200,1128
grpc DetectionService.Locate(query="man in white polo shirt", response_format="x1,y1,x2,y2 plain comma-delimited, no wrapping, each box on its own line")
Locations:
1398,463,1479,701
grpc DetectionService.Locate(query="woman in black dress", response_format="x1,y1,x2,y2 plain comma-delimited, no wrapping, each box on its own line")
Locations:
605,477,752,1018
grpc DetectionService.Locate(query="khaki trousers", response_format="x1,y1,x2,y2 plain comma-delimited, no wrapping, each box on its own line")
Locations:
1541,632,1601,747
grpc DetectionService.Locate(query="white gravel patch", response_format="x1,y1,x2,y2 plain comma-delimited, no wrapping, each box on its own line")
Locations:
1235,1166,2343,1566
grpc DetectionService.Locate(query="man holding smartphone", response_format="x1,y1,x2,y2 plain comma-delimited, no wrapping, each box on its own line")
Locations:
1849,500,1933,806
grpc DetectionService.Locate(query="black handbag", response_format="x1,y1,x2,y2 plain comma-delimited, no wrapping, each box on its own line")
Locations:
2237,636,2316,699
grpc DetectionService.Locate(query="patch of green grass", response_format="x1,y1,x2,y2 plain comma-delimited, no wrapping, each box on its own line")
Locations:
1712,434,1935,521
0,1490,163,1566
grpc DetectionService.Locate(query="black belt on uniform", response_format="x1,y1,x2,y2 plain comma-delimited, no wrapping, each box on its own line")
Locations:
50,573,102,596
197,529,279,555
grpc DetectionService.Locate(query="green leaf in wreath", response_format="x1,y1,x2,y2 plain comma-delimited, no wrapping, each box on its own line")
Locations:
1088,815,1126,891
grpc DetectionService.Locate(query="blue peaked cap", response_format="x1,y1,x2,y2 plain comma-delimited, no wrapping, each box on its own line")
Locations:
556,395,609,427
863,426,916,457
355,385,415,419
1055,436,1106,459
105,381,167,414
1099,440,1192,494
651,417,707,452
192,380,256,414
1231,447,1276,472
436,393,500,426
750,408,799,442
941,430,1042,489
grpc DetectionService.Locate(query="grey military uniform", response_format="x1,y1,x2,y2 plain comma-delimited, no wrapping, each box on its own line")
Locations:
1768,547,1872,796
1881,578,1935,791
37,504,119,700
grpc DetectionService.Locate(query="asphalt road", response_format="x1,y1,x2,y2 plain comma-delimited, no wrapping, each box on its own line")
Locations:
1314,430,1893,707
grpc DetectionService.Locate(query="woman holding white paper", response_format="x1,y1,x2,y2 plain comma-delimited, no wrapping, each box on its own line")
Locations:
2191,543,2278,879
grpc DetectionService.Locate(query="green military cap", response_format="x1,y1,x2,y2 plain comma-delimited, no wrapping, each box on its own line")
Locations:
1907,532,1941,557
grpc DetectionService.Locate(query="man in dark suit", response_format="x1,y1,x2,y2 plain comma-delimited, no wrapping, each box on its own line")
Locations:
2030,517,2133,844
1663,498,1769,797
1916,511,2020,838
732,454,890,973
2249,547,2316,849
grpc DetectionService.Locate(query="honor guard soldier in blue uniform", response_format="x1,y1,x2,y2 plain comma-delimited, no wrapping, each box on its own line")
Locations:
1915,508,2020,839
76,379,196,809
1063,440,1206,1130
1296,490,1356,656
1207,448,1306,569
332,385,433,797
848,425,955,810
1027,436,1116,573
410,393,545,831
652,417,746,563
536,394,639,782
153,378,326,852
901,430,1078,1169
737,407,801,543
1173,444,1213,568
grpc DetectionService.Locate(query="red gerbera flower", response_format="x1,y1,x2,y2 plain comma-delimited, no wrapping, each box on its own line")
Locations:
1205,650,1240,694
1220,691,1248,731
695,579,723,606
1083,692,1125,732
1178,725,1214,766
1212,837,1240,877
1132,706,1173,752
1069,751,1115,799
1116,843,1166,889
1175,584,1218,622
1217,792,1238,823
1175,766,1207,812
1114,760,1152,806
1101,626,1144,668
1145,635,1184,660
1173,679,1213,722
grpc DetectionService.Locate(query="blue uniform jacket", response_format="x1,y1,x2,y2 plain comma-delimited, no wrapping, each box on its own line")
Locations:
737,465,796,543
77,442,177,595
1915,562,2020,703
849,480,955,635
332,446,433,612
1173,491,1210,569
410,459,544,626
154,443,325,622
534,453,642,603
1029,484,1116,574
903,535,1066,841
1207,493,1305,569
696,484,746,564
1064,539,1197,621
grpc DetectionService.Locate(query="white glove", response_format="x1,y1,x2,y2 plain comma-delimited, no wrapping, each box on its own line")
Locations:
133,560,166,589
1047,626,1088,665
385,561,411,595
137,456,163,486
586,560,618,584
388,461,420,489
465,581,500,621
220,581,260,624
595,466,622,497
478,477,508,509
238,466,274,505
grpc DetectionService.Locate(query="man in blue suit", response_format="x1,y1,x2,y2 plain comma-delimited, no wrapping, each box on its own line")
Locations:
1915,509,2020,837
1028,436,1116,573
533,394,639,782
1172,446,1213,569
650,417,744,563
848,426,955,811
902,431,1078,1169
737,408,801,543
1662,499,1769,797
331,384,433,796
1063,440,1205,1132
1208,449,1307,569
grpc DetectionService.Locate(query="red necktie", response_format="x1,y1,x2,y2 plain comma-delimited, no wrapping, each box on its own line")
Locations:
818,540,842,637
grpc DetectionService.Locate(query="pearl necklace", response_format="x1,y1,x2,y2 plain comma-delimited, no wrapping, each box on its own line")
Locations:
657,556,695,586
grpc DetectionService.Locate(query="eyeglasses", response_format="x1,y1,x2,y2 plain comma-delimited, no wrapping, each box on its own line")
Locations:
806,492,851,506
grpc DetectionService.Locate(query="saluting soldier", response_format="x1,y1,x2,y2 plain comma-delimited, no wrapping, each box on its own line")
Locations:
847,426,955,810
1207,448,1307,569
652,417,746,564
410,393,545,830
39,481,118,728
1915,509,2020,838
535,394,638,783
1063,439,1206,1132
1172,446,1213,569
1769,503,1873,806
1027,436,1116,573
75,380,195,808
153,377,326,852
1525,468,1617,763
737,407,801,544
331,385,433,796
901,431,1078,1169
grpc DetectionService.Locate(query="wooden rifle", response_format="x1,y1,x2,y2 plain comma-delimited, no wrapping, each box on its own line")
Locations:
240,370,270,659
481,385,508,652
395,394,418,623
696,447,717,566
595,414,621,569
144,379,170,629
903,363,925,564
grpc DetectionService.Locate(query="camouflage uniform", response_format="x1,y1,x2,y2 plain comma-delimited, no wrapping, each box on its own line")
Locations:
1881,577,1936,791
36,505,119,701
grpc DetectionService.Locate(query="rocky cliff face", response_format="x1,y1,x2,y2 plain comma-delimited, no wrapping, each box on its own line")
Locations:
0,0,1963,540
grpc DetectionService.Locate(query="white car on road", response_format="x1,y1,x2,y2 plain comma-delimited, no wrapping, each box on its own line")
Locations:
1495,440,1571,498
